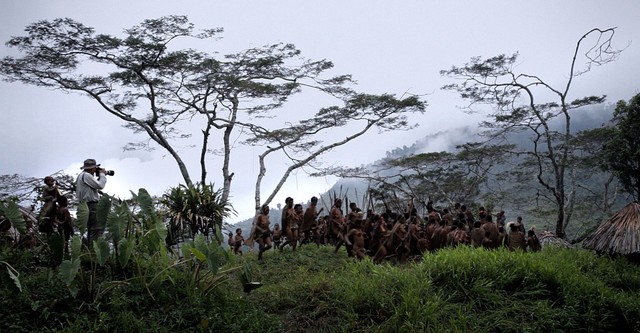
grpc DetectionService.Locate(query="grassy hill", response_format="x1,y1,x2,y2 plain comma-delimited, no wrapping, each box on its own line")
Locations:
235,245,640,332
3,242,640,332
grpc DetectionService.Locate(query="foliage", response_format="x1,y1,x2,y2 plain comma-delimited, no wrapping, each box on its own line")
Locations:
0,16,427,216
0,260,22,293
2,239,640,332
162,183,234,245
1,185,242,333
0,174,40,208
562,123,624,241
440,28,622,238
312,142,513,213
0,172,76,213
0,200,27,234
602,93,640,201
179,233,238,297
230,245,640,333
249,92,426,211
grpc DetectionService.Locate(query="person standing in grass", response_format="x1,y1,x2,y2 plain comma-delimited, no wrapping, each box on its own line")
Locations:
279,197,301,251
254,205,273,260
37,176,60,233
507,222,526,251
232,228,244,255
331,198,347,253
53,195,74,253
271,223,282,249
76,158,109,244
527,228,542,252
300,196,322,246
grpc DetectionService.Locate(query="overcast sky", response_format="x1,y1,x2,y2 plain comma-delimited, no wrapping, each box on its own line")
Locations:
2,0,639,222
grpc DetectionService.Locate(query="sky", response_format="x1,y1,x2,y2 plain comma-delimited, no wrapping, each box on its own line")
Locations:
1,0,639,223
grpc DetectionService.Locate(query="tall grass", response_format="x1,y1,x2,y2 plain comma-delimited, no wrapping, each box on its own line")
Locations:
332,246,640,332
3,243,640,332
242,245,640,332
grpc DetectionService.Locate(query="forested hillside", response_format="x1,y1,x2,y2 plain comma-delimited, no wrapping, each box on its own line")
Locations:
232,103,627,243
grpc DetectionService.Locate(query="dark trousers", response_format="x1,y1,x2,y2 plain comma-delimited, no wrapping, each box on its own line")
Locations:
86,201,103,244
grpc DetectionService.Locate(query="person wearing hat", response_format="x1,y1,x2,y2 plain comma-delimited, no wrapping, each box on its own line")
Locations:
76,158,109,244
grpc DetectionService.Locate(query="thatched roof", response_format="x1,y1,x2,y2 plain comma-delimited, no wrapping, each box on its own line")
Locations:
582,202,640,255
539,230,574,249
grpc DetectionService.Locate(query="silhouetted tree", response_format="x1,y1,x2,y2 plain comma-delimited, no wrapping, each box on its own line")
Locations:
440,28,622,238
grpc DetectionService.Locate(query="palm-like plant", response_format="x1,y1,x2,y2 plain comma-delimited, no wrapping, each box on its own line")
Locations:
162,183,234,245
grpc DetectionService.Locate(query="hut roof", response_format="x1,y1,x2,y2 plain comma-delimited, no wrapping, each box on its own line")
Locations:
539,230,574,249
582,202,640,255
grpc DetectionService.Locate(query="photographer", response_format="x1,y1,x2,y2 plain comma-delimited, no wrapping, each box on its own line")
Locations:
76,158,112,244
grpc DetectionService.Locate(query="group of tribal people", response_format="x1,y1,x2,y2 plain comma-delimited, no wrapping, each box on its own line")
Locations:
1,176,74,250
38,176,74,251
236,195,542,262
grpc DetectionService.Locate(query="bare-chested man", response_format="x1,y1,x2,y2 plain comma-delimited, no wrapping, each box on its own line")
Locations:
372,213,390,263
347,202,364,228
507,222,526,251
232,228,244,255
280,197,301,251
301,196,323,246
272,223,282,249
330,198,347,253
470,221,484,247
346,227,367,260
441,208,454,226
481,215,500,249
408,219,423,255
527,229,542,252
254,204,273,260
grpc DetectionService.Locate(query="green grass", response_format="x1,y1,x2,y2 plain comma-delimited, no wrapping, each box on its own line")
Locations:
3,244,640,332
231,245,640,332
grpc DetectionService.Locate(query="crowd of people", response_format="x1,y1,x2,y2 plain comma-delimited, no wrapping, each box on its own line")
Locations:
242,196,542,262
4,162,543,264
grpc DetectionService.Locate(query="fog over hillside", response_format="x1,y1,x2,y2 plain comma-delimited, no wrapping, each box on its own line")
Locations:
229,103,623,244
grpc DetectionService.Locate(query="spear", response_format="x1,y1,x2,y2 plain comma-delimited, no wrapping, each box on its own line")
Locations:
319,193,329,216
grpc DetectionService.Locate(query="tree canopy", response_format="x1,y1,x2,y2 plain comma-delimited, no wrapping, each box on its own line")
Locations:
440,28,622,238
602,93,640,201
1,16,426,213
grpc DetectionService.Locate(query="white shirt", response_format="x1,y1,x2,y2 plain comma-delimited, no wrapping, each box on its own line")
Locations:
76,171,107,203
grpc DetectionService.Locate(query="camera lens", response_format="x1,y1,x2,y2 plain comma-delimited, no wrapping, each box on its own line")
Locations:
107,170,115,176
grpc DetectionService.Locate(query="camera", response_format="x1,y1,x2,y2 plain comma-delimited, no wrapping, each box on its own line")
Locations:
97,167,115,176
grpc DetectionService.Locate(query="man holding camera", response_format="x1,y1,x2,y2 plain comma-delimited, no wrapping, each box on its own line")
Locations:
76,158,111,244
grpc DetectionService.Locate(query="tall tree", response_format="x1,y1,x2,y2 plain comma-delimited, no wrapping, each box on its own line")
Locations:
244,93,425,211
602,93,640,201
1,16,423,212
440,28,622,238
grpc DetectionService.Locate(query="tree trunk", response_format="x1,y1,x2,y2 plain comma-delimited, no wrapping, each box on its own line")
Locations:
555,205,565,239
221,98,239,204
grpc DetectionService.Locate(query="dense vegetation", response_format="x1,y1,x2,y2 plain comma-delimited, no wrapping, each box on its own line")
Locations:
1,17,639,333
2,242,639,332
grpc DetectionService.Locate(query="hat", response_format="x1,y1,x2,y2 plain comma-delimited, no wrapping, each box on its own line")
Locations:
81,158,100,170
